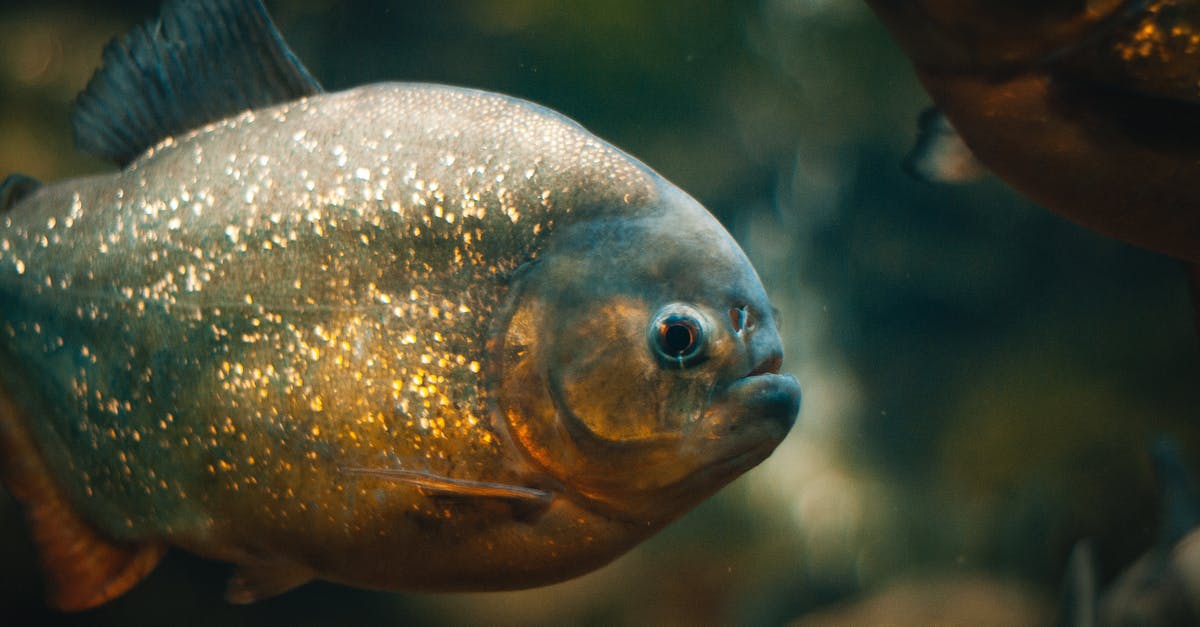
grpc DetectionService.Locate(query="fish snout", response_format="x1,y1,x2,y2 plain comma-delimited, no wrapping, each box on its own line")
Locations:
738,371,801,434
748,351,782,377
730,307,797,432
702,358,800,444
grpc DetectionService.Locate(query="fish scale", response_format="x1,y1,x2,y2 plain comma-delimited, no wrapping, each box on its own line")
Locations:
0,0,799,609
2,83,653,534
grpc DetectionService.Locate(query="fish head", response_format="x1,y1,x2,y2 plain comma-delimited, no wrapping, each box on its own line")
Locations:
492,183,800,522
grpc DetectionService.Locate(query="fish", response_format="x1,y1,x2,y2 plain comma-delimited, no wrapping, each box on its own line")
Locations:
0,0,801,610
1060,437,1200,626
903,107,987,185
864,0,1200,263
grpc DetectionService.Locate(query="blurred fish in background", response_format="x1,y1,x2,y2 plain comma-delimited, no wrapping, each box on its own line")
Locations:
866,0,1200,261
1,1,1198,626
1072,437,1200,626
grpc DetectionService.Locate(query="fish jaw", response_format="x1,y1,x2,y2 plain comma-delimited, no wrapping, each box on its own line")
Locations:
700,372,801,451
661,357,801,513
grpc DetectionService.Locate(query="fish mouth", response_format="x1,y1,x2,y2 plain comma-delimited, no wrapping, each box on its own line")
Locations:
699,354,801,454
732,351,800,433
720,372,801,436
675,367,799,494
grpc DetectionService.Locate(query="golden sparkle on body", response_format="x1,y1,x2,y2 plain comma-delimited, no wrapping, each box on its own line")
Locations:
0,0,799,610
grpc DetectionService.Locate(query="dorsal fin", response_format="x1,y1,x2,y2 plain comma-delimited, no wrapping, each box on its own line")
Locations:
1151,436,1200,547
72,0,323,167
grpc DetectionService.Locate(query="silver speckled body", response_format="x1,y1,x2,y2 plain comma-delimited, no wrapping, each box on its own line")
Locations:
0,82,796,596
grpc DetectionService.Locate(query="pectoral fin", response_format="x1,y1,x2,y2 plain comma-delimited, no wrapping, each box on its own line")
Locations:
225,561,315,604
903,106,987,184
0,385,164,610
341,467,553,505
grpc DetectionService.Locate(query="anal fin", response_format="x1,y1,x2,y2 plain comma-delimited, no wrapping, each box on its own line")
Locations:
225,561,314,604
0,386,164,610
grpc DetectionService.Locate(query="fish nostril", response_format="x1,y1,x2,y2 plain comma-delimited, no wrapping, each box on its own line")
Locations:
729,305,761,336
729,305,748,334
748,353,782,377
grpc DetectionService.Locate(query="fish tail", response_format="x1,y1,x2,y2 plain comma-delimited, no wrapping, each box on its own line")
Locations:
0,384,165,610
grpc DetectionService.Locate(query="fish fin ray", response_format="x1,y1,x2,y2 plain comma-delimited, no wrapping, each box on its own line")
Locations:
225,561,314,604
72,0,323,167
0,386,164,611
1150,435,1200,546
341,467,554,504
1061,539,1098,627
0,173,42,212
903,106,988,184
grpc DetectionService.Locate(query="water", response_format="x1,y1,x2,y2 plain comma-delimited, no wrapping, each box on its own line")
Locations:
1,1,1197,624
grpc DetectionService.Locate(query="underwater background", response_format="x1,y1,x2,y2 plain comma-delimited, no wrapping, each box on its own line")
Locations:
2,0,1198,625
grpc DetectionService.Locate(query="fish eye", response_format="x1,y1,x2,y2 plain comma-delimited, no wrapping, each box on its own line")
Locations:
648,304,709,368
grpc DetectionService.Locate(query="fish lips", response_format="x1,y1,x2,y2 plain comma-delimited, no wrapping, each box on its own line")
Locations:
696,372,801,463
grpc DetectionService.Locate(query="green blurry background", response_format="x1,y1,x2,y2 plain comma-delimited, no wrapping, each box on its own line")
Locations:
2,1,1198,625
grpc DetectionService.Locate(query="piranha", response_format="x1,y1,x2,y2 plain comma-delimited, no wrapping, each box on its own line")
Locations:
864,0,1200,263
0,0,800,610
1061,438,1200,625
